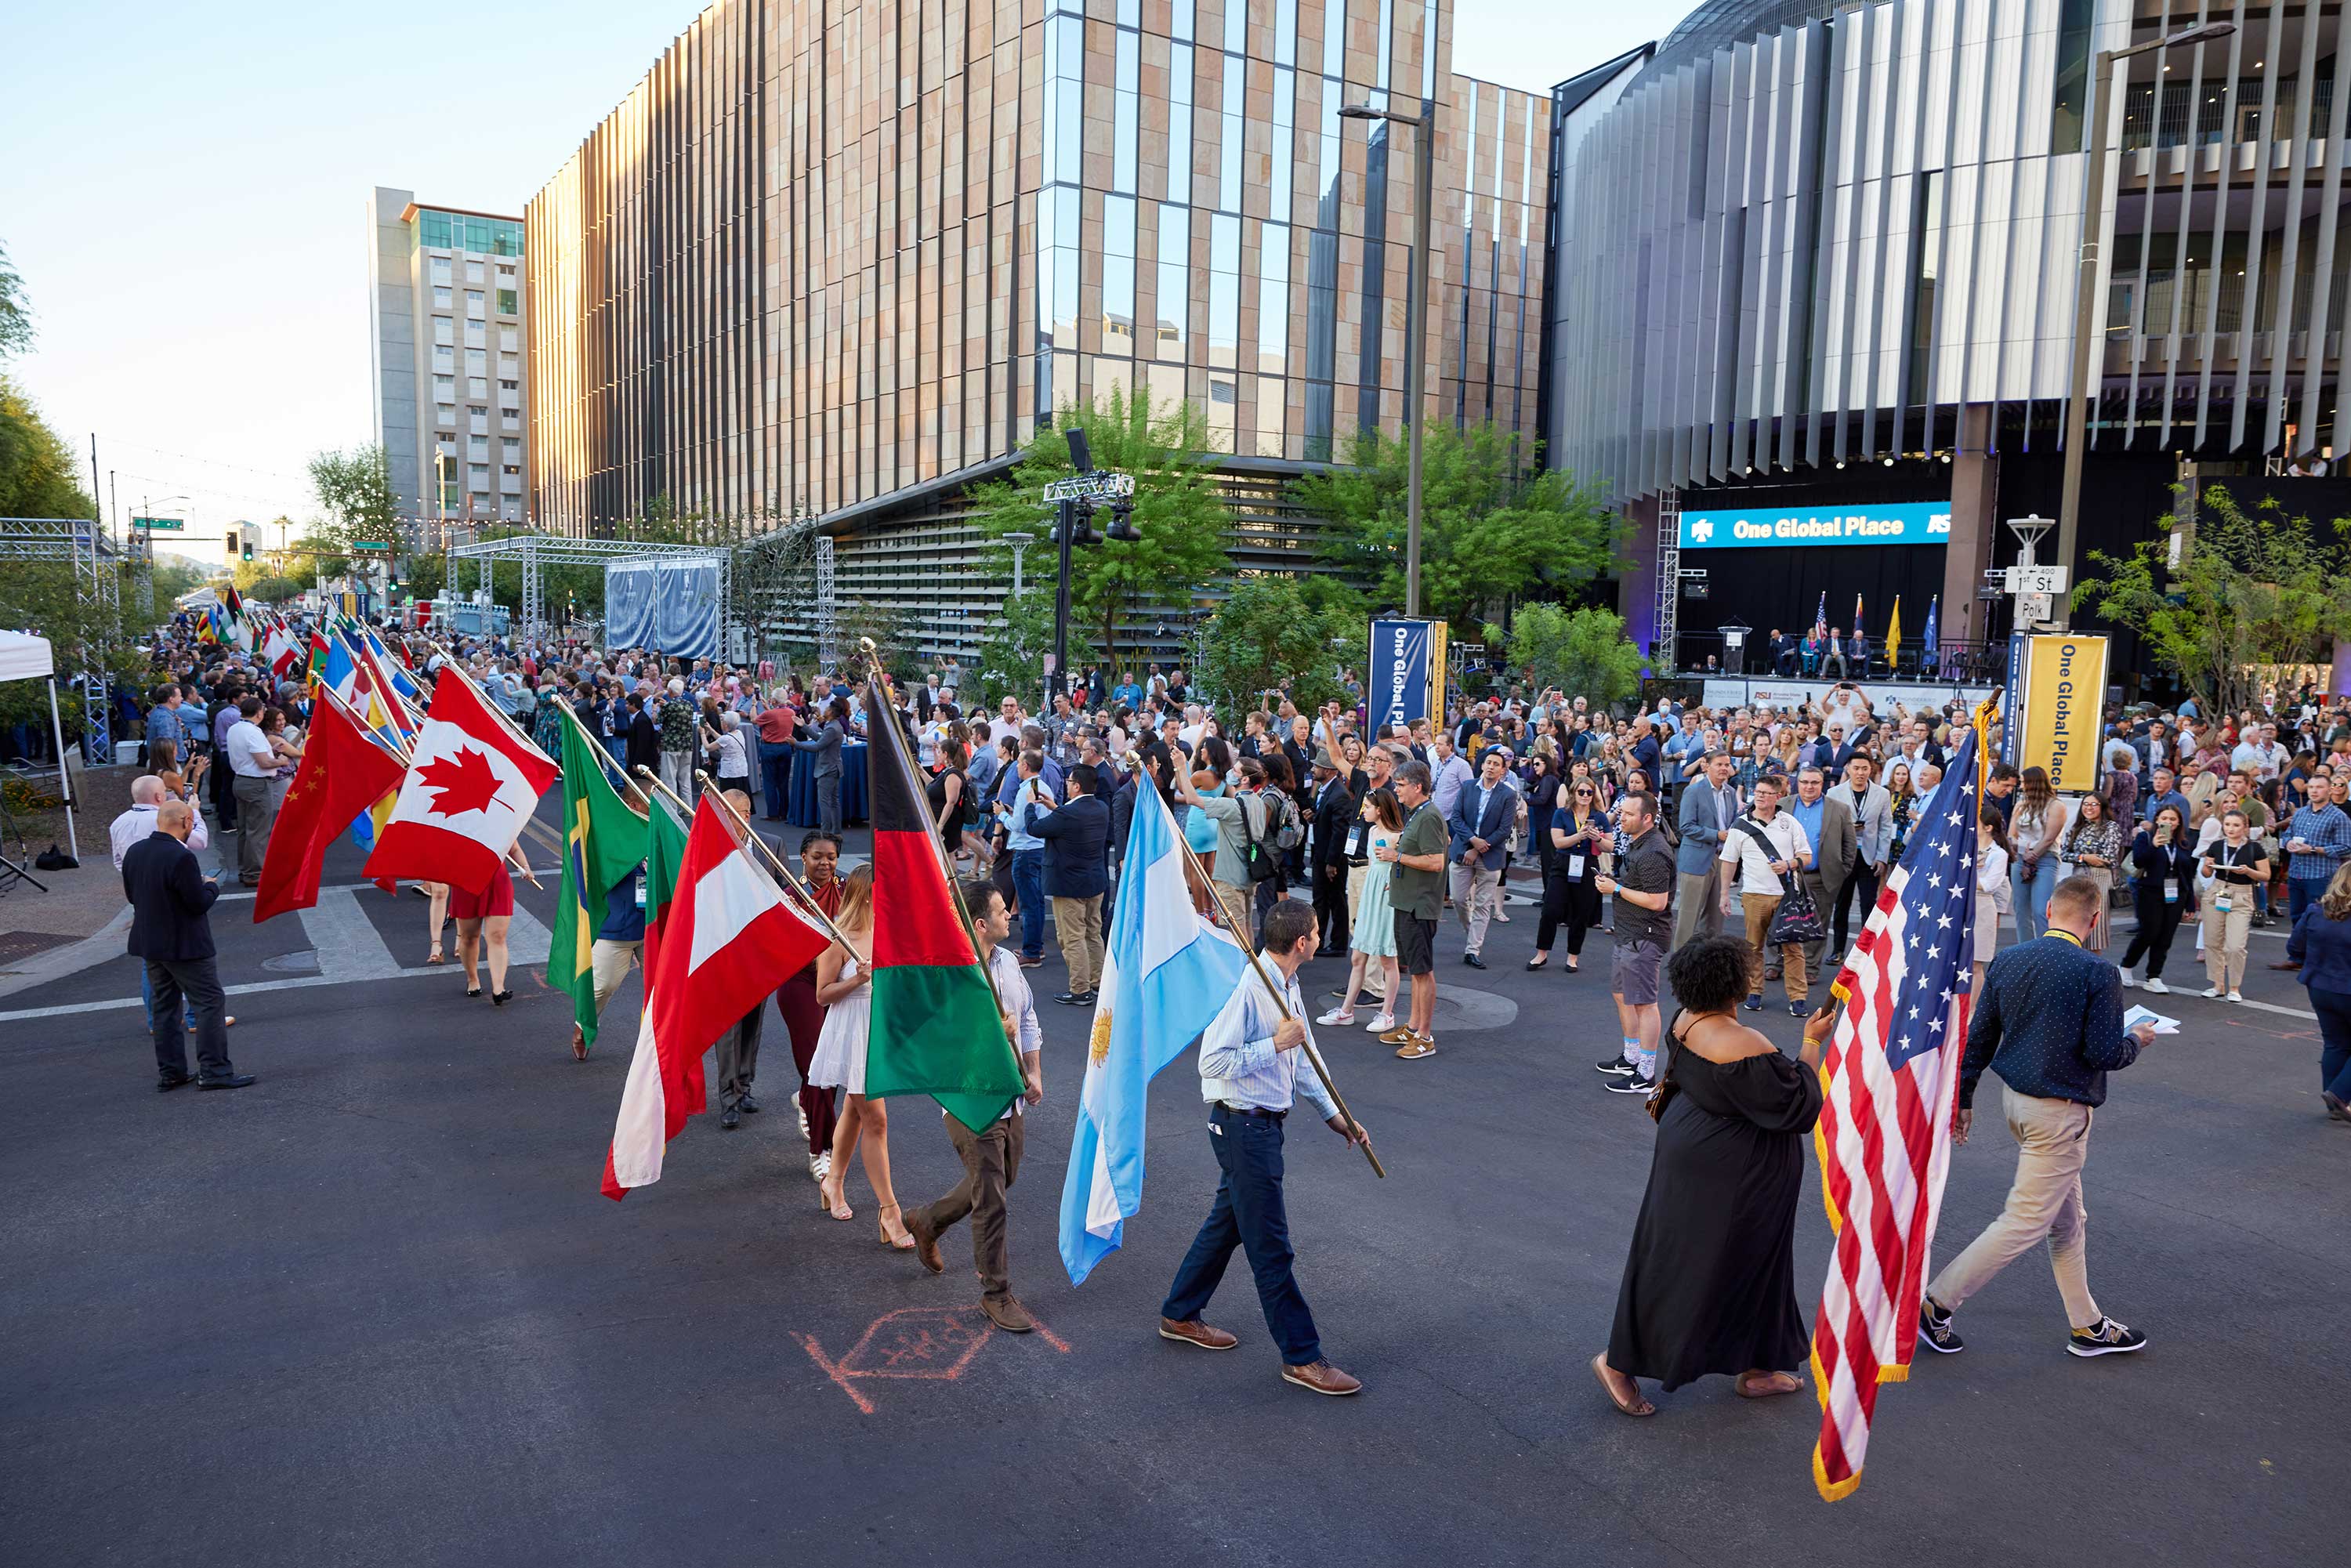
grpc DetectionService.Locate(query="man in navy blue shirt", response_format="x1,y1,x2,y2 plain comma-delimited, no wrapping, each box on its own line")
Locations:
1918,875,2158,1360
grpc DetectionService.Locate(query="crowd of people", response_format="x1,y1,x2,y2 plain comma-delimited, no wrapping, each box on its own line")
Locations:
110,602,2351,1408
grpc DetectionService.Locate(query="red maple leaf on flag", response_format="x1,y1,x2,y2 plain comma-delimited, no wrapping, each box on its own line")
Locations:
418,745,505,819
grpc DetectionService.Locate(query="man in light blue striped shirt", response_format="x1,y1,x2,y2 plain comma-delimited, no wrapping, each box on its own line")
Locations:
1158,901,1372,1396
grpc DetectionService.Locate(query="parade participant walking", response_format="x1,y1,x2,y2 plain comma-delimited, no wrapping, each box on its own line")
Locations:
772,830,847,1182
124,800,253,1092
1382,761,1448,1059
1595,936,1828,1417
1596,792,1675,1094
710,790,766,1129
810,867,915,1248
1157,900,1373,1394
453,837,533,1005
1719,774,1814,1014
903,878,1046,1332
1920,876,2158,1359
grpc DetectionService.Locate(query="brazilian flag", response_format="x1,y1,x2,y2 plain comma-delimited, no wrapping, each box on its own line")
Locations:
549,704,650,1052
859,679,1027,1131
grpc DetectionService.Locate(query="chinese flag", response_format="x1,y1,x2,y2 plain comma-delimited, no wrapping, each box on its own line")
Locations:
254,696,410,924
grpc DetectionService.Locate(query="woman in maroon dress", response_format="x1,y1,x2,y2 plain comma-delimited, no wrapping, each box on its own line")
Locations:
772,829,847,1183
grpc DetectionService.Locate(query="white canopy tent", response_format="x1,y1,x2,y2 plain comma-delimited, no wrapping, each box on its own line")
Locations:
0,630,78,863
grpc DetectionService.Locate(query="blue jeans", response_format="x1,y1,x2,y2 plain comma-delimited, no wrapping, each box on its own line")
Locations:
1161,1104,1321,1365
2013,856,2062,943
2309,987,2351,1103
756,739,795,820
2290,876,2331,931
1011,849,1046,959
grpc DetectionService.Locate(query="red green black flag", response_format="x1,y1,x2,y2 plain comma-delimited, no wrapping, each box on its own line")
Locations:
859,679,1024,1131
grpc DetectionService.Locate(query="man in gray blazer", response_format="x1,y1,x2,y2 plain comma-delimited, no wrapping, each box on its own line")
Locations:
1792,764,1858,981
1828,755,1893,963
1673,751,1741,950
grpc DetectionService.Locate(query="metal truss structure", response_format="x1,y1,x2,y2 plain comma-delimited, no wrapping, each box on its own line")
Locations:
1,516,121,765
813,535,835,675
1652,489,1680,675
444,531,731,649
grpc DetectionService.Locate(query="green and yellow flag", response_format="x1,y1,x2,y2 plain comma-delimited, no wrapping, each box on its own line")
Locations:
549,705,650,1052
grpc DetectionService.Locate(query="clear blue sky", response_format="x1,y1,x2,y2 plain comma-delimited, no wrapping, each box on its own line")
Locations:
0,1,1658,550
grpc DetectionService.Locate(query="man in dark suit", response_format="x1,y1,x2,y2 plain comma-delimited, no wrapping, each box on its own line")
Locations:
1445,746,1523,969
1308,750,1357,955
623,692,661,774
122,799,253,1092
1918,875,2157,1360
1029,761,1113,1005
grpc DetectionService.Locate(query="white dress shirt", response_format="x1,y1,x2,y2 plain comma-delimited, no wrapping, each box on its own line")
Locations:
110,804,208,870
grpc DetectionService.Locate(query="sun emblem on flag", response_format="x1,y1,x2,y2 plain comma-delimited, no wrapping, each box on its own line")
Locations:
1089,1005,1113,1066
418,745,503,819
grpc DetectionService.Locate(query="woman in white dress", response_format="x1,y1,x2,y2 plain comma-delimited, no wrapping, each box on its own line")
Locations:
1972,803,2012,998
1317,786,1404,1034
810,867,915,1251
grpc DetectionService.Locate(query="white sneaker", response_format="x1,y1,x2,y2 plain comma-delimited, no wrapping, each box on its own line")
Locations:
2119,970,2139,989
1317,1007,1355,1027
810,1151,831,1183
2143,977,2170,994
2201,986,2221,998
2228,990,2244,1003
1364,1012,1396,1033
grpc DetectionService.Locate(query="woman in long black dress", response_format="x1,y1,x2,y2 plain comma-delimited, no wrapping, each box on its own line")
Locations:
1595,933,1830,1416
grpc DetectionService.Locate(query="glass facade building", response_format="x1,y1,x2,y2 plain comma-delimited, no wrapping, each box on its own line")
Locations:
525,0,1550,651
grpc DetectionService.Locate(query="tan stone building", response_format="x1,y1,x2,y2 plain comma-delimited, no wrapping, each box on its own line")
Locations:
527,0,1551,654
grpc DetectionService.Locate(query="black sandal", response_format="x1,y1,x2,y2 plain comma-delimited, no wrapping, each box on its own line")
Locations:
465,987,483,998
1526,956,1549,971
491,990,513,1005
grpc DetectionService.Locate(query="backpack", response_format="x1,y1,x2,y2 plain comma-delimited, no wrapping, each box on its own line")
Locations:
1233,791,1282,884
1269,790,1305,852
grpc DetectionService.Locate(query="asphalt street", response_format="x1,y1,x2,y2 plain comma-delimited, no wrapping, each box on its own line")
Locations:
3,812,2346,1568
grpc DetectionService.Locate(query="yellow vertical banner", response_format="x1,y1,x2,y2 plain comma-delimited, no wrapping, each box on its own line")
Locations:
1429,620,1449,722
2016,634,2110,793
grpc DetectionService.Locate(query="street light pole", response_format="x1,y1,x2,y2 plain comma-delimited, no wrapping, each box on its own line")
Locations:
1341,81,1440,621
2055,20,2234,629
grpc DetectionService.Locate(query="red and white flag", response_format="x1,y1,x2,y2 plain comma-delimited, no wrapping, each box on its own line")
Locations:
360,664,557,894
601,798,830,1200
264,624,302,681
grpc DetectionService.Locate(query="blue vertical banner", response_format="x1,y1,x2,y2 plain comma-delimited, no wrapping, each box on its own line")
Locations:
1368,618,1436,728
2001,632,2027,764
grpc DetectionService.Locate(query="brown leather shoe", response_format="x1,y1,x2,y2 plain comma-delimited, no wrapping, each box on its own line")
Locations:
982,1294,1034,1333
1281,1359,1362,1396
1159,1316,1239,1351
905,1210,944,1274
2269,959,2302,970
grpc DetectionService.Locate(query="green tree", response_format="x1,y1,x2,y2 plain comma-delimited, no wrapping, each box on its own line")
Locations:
967,386,1231,680
2075,485,2351,719
0,375,93,519
975,585,1068,708
0,241,33,361
306,444,402,552
1508,602,1646,707
1197,578,1354,713
1292,422,1625,629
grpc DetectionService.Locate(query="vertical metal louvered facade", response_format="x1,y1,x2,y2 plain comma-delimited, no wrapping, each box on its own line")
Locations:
1549,0,2351,504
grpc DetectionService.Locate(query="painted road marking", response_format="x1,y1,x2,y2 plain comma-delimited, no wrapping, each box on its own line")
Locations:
798,1305,1070,1414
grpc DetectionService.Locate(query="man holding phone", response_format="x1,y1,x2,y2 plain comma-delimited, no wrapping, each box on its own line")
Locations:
121,800,253,1092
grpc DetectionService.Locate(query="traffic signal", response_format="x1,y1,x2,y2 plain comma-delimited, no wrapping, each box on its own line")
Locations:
241,536,255,562
223,527,238,561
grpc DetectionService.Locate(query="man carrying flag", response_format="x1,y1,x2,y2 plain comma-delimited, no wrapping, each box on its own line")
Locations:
602,795,829,1198
857,676,1028,1131
549,704,648,1060
1058,762,1246,1287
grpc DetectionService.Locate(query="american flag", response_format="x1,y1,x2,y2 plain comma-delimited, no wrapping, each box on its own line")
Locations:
1810,716,1985,1501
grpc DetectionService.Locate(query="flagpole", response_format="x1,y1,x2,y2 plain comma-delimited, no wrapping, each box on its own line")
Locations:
418,635,558,764
683,766,864,959
857,639,1023,1065
1126,749,1383,1178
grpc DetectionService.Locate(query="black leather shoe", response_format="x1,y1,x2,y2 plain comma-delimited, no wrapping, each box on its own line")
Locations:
1462,953,1486,970
1054,991,1087,1005
157,1074,194,1093
719,1107,741,1130
197,1074,256,1090
737,1094,761,1114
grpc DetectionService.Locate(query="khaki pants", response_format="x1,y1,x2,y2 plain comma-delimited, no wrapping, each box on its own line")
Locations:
1052,894,1105,993
2202,897,2253,992
1926,1086,2099,1330
591,937,642,1011
1212,881,1255,942
1450,861,1503,955
1672,867,1722,950
233,773,276,882
911,1112,1025,1302
1740,891,1807,1002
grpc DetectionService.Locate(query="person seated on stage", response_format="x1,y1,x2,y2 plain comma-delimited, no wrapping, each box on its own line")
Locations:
1799,631,1824,677
1850,630,1872,679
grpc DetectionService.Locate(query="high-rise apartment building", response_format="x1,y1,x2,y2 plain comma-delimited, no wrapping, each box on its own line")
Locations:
525,0,1552,655
368,188,531,541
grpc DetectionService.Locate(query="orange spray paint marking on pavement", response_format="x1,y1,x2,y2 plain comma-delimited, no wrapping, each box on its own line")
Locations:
797,1305,1069,1413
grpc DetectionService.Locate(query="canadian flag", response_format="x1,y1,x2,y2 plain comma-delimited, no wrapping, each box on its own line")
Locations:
602,799,831,1200
361,666,558,894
